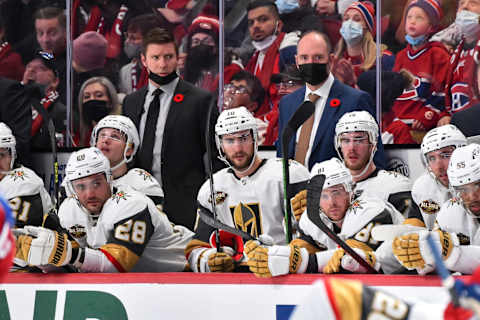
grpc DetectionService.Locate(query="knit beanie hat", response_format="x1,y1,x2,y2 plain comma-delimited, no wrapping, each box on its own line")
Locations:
187,14,219,40
345,1,376,35
407,0,443,27
73,31,108,71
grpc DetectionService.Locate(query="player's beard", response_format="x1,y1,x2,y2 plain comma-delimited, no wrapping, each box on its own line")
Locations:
227,151,255,172
467,200,480,216
345,150,370,171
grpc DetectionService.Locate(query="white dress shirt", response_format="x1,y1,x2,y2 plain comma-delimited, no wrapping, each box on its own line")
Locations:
138,77,180,186
296,73,335,167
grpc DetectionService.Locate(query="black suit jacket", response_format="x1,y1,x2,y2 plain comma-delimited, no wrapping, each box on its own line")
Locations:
0,77,32,167
123,79,221,229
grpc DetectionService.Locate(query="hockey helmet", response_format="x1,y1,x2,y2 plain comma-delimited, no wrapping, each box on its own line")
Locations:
0,123,16,171
448,144,480,188
310,158,354,195
421,125,467,162
334,111,379,155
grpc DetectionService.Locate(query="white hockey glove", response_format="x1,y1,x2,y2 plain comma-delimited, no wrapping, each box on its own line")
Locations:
19,226,73,267
392,230,460,271
245,240,309,278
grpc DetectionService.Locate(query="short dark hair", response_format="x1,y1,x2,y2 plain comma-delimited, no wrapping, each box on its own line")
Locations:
142,28,178,55
298,29,332,54
231,70,265,109
127,13,170,37
246,0,279,18
34,7,66,30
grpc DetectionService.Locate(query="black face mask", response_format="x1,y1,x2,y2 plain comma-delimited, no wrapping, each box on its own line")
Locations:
298,63,329,86
188,44,216,69
148,70,178,85
83,100,110,124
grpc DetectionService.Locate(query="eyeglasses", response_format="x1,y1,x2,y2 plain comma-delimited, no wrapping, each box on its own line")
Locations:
276,80,303,89
97,131,125,143
454,181,480,196
38,51,54,60
124,32,142,42
224,84,250,95
72,176,107,193
0,150,10,159
191,37,215,47
221,132,253,145
339,136,370,146
320,187,348,200
426,152,453,163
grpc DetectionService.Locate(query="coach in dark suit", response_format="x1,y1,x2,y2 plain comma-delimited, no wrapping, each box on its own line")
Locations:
276,30,385,170
123,28,220,230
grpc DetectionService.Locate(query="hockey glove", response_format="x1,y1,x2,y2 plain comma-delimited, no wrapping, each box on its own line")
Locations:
291,190,307,221
198,248,234,272
21,226,73,267
392,229,460,271
323,239,378,274
245,240,308,278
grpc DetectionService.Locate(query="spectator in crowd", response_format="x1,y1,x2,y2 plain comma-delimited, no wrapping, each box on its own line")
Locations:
245,0,299,116
22,51,66,149
123,28,221,230
385,0,450,144
222,70,267,144
118,13,167,94
183,14,220,91
16,147,193,273
411,125,467,228
78,76,121,146
444,1,480,118
276,30,385,170
314,0,338,17
332,1,395,87
0,12,24,81
34,7,67,103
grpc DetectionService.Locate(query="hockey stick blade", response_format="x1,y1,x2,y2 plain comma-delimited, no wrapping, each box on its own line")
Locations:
306,174,378,274
198,206,256,242
281,101,315,244
371,225,425,241
426,233,460,306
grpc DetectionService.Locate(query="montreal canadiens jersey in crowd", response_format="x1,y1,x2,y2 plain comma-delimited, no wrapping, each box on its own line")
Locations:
411,172,451,226
391,42,450,128
436,198,480,274
58,185,192,272
193,158,310,245
290,278,447,320
0,166,53,228
354,169,413,216
113,168,164,206
298,196,404,251
446,39,480,114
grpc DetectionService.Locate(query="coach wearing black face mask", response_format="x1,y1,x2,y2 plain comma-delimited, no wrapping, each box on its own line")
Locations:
122,28,223,230
276,29,386,171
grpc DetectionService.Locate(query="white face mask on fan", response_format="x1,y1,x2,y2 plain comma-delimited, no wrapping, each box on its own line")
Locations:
456,10,480,41
252,21,279,51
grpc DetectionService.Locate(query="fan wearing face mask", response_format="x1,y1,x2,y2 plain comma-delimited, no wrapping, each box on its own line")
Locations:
386,0,450,144
332,1,395,88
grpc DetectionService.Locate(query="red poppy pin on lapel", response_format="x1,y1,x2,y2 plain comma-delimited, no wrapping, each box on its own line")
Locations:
173,94,184,102
330,99,341,107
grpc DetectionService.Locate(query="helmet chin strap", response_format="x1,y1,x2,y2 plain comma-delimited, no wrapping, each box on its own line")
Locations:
110,159,126,172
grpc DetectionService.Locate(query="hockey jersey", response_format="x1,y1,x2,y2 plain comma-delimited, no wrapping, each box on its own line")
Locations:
185,158,310,269
391,42,450,130
445,39,480,114
113,168,164,206
354,169,414,217
0,166,53,228
58,185,192,272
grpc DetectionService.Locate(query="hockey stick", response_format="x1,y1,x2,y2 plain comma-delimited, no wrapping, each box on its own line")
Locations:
426,233,460,306
282,101,315,244
47,119,59,211
205,96,221,252
198,205,256,241
306,174,378,274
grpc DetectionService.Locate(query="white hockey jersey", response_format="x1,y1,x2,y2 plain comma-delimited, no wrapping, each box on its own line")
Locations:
354,169,413,216
412,172,451,226
58,185,192,272
194,158,310,245
298,196,405,251
113,168,164,206
0,166,53,227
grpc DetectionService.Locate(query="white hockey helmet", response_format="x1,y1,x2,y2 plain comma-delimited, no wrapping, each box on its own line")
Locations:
334,111,379,154
215,107,258,171
421,125,467,161
310,158,354,195
448,144,480,188
91,115,140,164
0,123,16,171
64,147,113,196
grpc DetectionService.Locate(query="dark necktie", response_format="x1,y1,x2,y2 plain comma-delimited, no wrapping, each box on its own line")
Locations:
138,88,162,171
295,93,320,165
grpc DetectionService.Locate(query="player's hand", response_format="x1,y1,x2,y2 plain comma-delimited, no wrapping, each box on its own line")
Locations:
412,119,426,131
392,230,460,270
14,234,31,267
324,239,377,274
207,251,234,272
21,226,72,267
291,190,307,221
245,241,308,278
